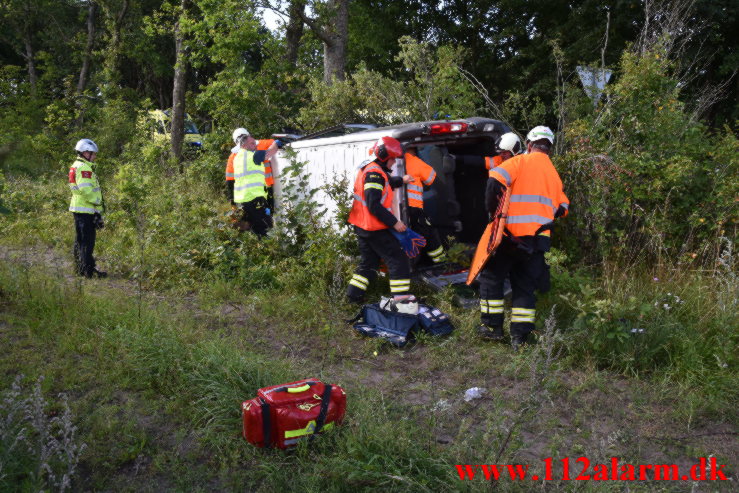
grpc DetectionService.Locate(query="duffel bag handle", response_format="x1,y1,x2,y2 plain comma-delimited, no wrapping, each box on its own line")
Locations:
272,381,316,393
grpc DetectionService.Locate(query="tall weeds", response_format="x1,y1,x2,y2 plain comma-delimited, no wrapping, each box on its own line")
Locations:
0,376,86,492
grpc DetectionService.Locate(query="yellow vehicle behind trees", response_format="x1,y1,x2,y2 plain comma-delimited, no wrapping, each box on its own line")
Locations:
147,109,203,149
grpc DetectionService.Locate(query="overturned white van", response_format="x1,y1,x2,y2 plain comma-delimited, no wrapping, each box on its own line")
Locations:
270,117,511,248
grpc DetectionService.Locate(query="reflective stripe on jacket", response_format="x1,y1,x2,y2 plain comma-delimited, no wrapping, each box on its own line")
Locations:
348,162,393,231
68,159,103,214
404,153,436,209
257,139,275,187
233,149,267,204
488,151,569,238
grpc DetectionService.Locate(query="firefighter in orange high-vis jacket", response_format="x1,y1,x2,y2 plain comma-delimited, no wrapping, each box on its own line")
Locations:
256,138,276,210
478,126,569,350
347,137,415,304
225,128,244,205
403,148,445,264
69,139,107,279
484,132,522,172
455,132,521,179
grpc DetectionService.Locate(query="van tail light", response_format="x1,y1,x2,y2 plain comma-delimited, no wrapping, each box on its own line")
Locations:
429,122,468,134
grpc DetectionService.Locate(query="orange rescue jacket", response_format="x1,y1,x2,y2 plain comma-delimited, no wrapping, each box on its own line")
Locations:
488,151,569,238
257,139,275,187
404,153,436,209
226,152,236,181
348,162,394,231
485,155,504,176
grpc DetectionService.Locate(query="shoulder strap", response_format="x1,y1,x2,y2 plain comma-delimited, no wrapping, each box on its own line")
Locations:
309,384,333,443
259,397,271,449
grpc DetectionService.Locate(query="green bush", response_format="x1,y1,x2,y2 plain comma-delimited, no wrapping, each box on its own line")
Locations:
551,256,738,410
557,45,739,263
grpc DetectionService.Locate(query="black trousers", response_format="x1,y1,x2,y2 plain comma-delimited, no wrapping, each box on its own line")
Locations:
409,207,444,262
266,187,275,212
73,213,96,277
479,238,546,337
240,197,273,237
347,228,411,301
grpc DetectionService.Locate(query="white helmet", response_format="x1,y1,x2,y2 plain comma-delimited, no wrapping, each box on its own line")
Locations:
526,126,555,144
232,127,249,144
75,138,98,153
497,132,522,155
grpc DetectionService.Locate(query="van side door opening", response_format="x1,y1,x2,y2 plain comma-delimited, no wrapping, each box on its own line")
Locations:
412,137,496,249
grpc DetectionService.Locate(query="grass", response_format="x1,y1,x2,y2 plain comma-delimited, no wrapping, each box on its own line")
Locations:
0,262,501,492
1,168,737,491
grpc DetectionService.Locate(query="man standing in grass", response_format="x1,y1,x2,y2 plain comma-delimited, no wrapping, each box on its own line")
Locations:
479,126,569,350
346,137,415,304
403,148,445,265
68,138,106,278
232,128,282,237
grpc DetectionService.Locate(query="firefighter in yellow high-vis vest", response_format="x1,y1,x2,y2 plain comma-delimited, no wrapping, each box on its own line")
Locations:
231,127,282,236
68,138,106,278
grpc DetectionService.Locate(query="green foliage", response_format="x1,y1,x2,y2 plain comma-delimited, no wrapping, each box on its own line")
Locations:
0,376,86,492
557,44,739,262
550,256,738,410
297,37,481,131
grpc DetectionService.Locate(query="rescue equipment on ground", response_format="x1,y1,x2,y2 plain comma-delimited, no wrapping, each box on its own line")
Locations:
466,188,511,285
391,229,427,258
380,295,419,315
350,302,455,347
242,379,346,449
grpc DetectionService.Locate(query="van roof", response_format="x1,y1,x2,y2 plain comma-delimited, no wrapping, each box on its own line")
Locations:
289,117,509,149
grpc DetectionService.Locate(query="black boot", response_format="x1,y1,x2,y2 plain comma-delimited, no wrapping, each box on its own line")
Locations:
478,324,504,341
511,333,528,351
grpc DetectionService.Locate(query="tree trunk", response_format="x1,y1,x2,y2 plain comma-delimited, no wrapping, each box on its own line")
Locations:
322,0,347,83
170,0,188,167
23,37,37,93
290,0,347,84
103,0,128,89
285,0,305,67
77,1,98,94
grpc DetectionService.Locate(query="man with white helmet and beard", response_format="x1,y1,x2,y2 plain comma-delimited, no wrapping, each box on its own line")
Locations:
231,127,282,236
68,138,106,278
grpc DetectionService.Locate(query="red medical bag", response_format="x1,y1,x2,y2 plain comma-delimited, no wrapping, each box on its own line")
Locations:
242,378,346,449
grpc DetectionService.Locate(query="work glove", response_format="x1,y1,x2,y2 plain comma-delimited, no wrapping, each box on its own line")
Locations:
391,229,427,258
275,139,285,149
93,213,105,230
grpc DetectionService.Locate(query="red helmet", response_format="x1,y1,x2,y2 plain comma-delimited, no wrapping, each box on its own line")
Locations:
371,136,403,162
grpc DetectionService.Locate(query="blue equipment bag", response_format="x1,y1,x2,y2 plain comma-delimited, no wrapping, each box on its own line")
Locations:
417,304,455,336
352,303,419,347
351,303,455,347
